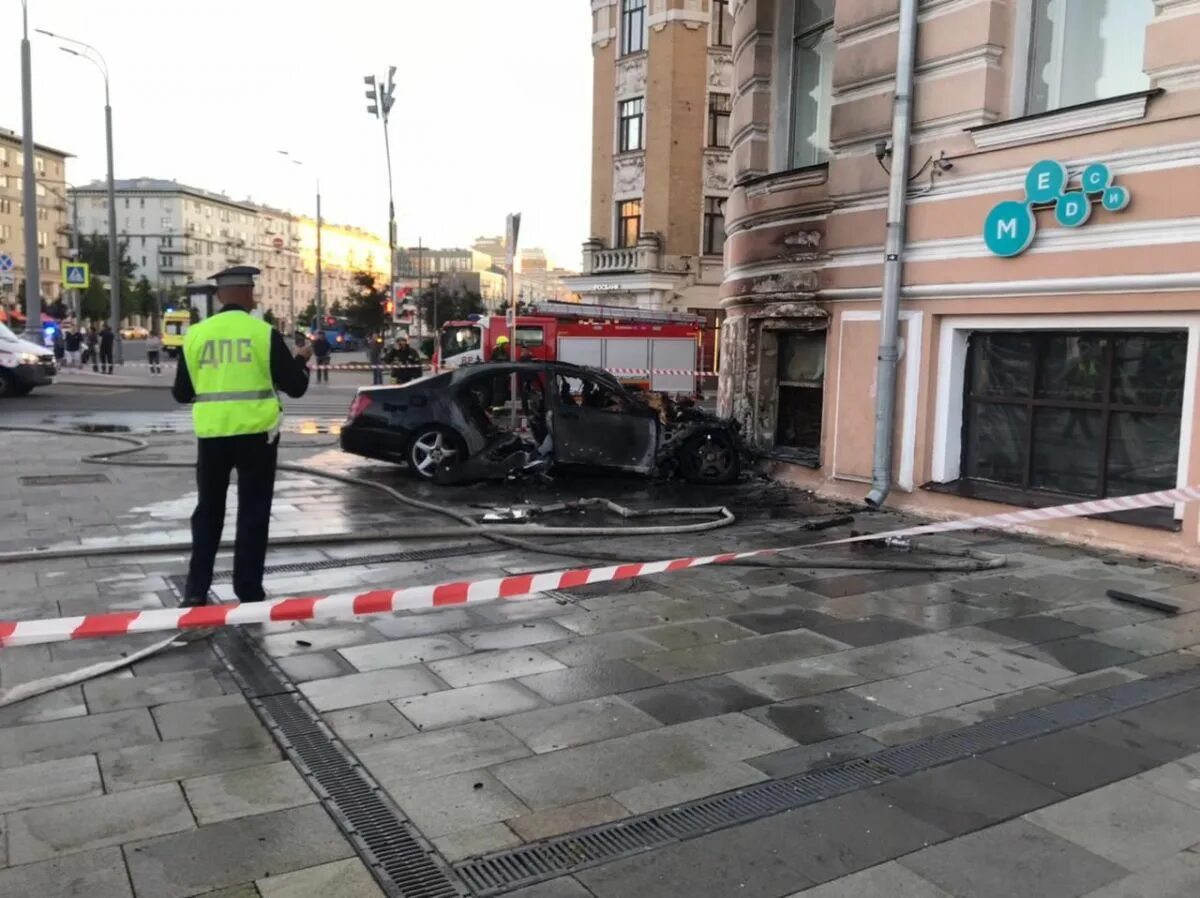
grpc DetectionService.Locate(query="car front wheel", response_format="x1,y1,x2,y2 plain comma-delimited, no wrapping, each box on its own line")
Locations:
406,427,465,480
679,430,740,485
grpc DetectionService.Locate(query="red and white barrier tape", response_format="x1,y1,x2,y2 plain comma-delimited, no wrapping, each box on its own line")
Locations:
1,484,1195,648
65,363,719,376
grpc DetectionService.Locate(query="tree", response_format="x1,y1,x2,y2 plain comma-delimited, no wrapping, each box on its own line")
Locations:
127,277,156,318
422,287,484,331
263,308,277,327
344,271,388,334
329,298,344,317
80,278,109,323
298,301,317,327
78,233,136,321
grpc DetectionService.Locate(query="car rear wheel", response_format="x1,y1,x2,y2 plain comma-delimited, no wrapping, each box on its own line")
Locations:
406,426,465,480
0,370,18,398
679,430,740,485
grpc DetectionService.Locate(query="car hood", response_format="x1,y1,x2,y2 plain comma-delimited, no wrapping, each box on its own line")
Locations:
0,335,50,357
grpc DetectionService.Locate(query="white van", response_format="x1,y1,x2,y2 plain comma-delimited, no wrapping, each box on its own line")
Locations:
0,321,55,397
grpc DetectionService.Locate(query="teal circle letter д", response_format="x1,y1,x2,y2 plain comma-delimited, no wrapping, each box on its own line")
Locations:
984,201,1036,257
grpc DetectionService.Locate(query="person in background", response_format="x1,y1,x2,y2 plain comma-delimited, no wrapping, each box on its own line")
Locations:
84,326,98,370
98,324,115,374
312,331,332,384
52,329,65,367
367,333,384,386
145,329,163,375
490,334,510,362
64,327,82,368
386,334,422,384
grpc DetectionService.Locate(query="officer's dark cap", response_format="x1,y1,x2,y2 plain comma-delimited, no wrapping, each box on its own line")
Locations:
211,266,262,288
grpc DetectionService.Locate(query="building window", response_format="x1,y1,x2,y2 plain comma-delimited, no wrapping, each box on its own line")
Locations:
1025,0,1154,114
962,330,1187,503
0,175,6,189
35,183,46,198
616,199,642,248
789,0,835,168
0,199,8,214
34,156,45,174
618,98,645,152
37,231,47,247
703,197,726,256
708,93,731,148
0,225,9,240
713,0,733,47
621,0,647,55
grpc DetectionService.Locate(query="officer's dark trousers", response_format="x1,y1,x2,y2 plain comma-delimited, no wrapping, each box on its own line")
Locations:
99,348,113,374
185,433,278,603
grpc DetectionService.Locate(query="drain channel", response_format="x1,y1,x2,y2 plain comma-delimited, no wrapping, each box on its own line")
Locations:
455,665,1200,895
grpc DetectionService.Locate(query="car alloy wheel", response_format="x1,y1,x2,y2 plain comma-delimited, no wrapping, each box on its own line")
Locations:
410,429,460,478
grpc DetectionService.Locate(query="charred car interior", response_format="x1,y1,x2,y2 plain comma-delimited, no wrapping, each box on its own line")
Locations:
340,362,746,485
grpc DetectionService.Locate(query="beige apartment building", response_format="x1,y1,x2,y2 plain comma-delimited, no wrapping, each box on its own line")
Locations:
566,0,736,313
718,0,1200,564
0,128,72,316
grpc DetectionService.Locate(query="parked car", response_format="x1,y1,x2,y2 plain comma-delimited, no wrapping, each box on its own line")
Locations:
340,361,744,484
120,325,149,340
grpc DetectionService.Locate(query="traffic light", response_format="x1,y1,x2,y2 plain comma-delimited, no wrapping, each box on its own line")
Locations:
382,66,396,116
364,75,379,118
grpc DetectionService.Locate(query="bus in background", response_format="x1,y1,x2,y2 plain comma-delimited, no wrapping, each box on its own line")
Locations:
309,316,366,352
161,310,192,359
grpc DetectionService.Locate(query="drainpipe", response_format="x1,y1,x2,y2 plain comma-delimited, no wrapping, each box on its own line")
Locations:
865,0,919,509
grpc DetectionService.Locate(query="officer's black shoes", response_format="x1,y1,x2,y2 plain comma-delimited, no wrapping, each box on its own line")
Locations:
180,595,209,608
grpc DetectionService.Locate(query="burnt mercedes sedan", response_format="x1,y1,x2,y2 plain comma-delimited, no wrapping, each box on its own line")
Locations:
339,361,744,484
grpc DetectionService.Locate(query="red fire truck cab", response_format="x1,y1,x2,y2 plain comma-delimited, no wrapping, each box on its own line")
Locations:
437,302,714,394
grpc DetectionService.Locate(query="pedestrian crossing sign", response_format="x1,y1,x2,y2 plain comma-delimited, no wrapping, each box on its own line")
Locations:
61,262,90,288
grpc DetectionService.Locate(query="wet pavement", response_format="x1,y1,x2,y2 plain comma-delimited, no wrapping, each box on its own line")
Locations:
2,426,1200,896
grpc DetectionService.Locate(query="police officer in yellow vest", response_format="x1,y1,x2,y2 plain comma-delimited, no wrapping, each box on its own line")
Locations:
172,266,312,606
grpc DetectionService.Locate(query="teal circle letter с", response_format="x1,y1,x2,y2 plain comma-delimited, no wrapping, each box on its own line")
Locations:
1081,163,1112,194
984,201,1036,257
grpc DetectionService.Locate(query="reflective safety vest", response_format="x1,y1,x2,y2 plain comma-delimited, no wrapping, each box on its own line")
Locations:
183,311,280,438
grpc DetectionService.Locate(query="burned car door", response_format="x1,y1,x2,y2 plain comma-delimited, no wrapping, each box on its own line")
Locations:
551,371,658,472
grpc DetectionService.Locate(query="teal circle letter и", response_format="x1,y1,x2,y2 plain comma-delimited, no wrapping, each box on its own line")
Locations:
1081,163,1112,194
1025,160,1067,204
1102,185,1131,212
984,201,1036,257
1055,192,1091,228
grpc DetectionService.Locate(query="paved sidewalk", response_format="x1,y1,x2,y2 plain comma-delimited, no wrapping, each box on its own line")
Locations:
1,426,1199,896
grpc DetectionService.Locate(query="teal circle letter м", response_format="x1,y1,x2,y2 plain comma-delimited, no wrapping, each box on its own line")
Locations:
984,201,1037,257
1025,160,1067,204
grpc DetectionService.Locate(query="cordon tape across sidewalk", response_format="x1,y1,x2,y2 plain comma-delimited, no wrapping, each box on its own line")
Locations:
2,484,1197,647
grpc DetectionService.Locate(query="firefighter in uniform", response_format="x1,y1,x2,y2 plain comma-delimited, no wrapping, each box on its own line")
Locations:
172,266,312,606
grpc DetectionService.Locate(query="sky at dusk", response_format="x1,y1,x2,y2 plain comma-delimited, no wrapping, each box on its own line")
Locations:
1,0,594,269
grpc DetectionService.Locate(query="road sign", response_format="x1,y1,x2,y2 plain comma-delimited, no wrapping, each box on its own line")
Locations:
61,262,90,289
0,252,13,272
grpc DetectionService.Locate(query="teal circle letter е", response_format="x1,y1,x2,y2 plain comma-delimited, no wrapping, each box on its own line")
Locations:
1025,160,1067,204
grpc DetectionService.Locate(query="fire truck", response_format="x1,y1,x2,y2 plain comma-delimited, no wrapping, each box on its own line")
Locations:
436,302,717,393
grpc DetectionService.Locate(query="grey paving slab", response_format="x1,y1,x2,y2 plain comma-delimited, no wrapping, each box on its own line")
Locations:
747,734,886,778
395,681,546,731
6,781,194,864
313,692,415,744
518,659,663,704
1081,851,1200,898
151,694,260,740
632,630,849,683
727,606,827,635
1048,667,1144,697
900,819,1127,898
337,634,470,671
471,596,577,624
0,707,159,769
0,846,133,898
427,647,565,687
493,714,793,811
540,633,662,666
747,690,902,743
298,665,446,712
509,796,629,841
0,754,103,814
357,721,531,789
259,625,380,658
99,727,282,792
1027,779,1200,871
1133,752,1200,810
985,727,1165,795
1091,622,1197,655
498,696,661,754
552,606,672,636
941,650,1073,693
623,675,771,725
125,804,353,898
639,618,757,650
274,650,358,683
503,879,595,898
1097,694,1200,757
612,762,768,814
877,758,1065,836
849,667,998,718
430,821,522,862
785,861,952,897
0,683,88,727
82,668,226,713
726,655,866,701
1017,637,1144,674
861,709,974,747
183,760,316,825
390,769,530,838
835,628,1016,679
257,857,385,897
368,608,480,639
458,620,576,651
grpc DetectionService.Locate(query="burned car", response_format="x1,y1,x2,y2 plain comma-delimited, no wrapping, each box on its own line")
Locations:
339,361,745,484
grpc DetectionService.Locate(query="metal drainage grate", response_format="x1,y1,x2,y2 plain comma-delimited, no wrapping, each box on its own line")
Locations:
19,473,110,486
206,620,466,897
456,665,1200,895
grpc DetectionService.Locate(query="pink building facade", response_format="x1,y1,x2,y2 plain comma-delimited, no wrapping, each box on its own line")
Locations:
719,0,1200,564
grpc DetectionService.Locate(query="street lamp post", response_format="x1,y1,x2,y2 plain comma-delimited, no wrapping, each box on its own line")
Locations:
37,28,122,364
277,151,322,326
19,1,41,342
363,67,397,331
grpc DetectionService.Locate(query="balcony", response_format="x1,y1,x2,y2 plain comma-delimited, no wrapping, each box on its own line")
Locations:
160,264,192,275
159,245,189,255
581,233,662,274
